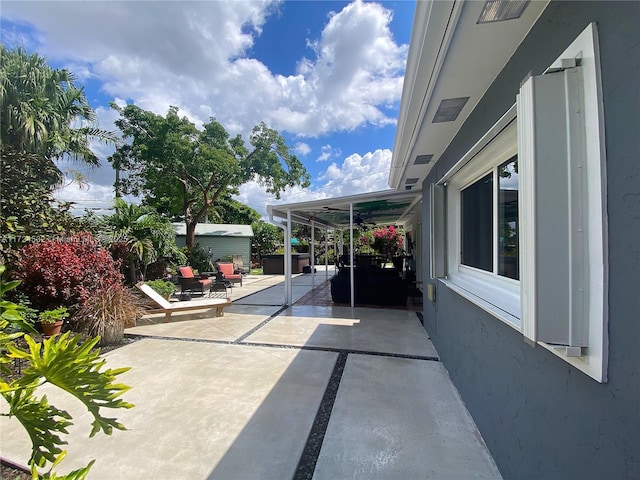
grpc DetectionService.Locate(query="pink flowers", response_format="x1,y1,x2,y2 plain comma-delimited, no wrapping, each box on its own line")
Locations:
371,226,404,258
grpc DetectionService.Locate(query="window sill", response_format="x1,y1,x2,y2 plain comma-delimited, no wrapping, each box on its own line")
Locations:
439,276,520,330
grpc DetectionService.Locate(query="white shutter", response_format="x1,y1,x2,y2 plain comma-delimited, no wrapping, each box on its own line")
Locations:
518,67,588,351
430,183,447,279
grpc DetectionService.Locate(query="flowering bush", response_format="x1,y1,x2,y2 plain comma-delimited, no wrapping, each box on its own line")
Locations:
371,226,404,259
14,233,123,311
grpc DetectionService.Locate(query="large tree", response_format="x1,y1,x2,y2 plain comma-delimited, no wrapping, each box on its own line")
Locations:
109,104,310,250
0,45,115,242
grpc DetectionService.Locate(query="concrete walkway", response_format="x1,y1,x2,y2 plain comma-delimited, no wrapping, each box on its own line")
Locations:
0,272,502,479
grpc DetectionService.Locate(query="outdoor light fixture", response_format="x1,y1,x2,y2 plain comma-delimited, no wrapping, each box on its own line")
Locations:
477,0,529,24
432,97,469,123
414,154,433,165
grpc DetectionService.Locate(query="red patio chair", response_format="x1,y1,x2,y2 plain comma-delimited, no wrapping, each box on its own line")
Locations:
216,262,243,286
177,266,212,295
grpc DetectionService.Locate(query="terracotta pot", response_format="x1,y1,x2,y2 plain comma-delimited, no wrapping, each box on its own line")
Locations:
41,320,63,337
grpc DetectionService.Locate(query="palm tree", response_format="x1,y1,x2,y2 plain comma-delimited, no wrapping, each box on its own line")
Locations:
100,199,185,284
0,45,120,245
0,45,117,178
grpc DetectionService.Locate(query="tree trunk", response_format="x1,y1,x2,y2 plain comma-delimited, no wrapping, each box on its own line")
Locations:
186,221,197,251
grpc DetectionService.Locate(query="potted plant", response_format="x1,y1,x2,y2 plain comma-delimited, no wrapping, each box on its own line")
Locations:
39,306,69,337
146,279,176,300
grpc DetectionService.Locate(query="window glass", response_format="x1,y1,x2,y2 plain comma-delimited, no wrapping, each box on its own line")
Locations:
498,157,519,279
461,172,493,271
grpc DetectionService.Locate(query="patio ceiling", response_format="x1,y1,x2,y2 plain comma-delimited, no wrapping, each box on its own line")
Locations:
267,189,421,230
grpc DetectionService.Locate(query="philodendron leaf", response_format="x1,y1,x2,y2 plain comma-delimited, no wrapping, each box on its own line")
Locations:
33,452,95,480
1,386,72,466
7,333,134,438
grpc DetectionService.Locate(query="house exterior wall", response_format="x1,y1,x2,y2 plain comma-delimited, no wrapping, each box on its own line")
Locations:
421,3,639,479
175,236,251,266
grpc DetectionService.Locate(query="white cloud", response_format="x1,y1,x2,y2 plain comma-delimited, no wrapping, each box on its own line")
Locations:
235,148,392,219
294,142,311,156
318,148,392,197
316,144,342,162
1,0,406,138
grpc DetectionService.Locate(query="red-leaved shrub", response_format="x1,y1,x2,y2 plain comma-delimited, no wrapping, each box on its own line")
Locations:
14,233,123,311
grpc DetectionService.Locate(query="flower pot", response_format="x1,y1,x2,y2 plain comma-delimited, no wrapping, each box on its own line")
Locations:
41,321,63,337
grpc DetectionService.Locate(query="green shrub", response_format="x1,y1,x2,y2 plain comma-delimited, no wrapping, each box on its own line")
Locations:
146,280,175,299
73,286,144,346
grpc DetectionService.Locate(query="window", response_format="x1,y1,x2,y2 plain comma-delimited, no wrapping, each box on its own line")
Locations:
431,23,607,382
498,158,519,280
438,117,520,326
459,156,519,279
461,172,493,272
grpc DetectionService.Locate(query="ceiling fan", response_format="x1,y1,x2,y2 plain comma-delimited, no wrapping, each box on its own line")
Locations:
322,206,376,228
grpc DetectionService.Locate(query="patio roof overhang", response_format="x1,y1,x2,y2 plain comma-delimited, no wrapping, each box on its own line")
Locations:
389,0,549,191
267,189,421,230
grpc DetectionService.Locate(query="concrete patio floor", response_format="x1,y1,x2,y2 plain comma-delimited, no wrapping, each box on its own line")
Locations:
0,273,502,479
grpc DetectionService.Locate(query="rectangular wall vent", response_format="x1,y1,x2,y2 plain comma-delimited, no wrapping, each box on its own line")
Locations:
477,0,529,24
432,97,469,123
414,154,433,165
405,177,419,184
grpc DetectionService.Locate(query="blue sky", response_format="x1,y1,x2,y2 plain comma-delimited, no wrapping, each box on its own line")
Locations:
1,0,416,217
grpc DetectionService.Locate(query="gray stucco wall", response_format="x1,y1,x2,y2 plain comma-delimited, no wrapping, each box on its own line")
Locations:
422,3,639,479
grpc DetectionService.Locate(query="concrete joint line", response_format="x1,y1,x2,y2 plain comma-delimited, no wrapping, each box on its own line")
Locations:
124,333,440,362
234,305,289,343
293,352,348,480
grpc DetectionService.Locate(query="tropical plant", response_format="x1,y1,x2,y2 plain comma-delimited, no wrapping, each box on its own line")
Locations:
0,265,132,478
73,286,143,346
0,45,116,166
13,233,123,311
97,198,185,284
109,104,310,250
38,307,69,325
145,280,175,300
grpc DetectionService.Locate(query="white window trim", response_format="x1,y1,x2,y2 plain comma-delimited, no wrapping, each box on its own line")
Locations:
444,119,520,327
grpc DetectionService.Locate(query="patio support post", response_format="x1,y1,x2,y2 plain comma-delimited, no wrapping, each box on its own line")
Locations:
285,209,292,306
311,220,315,289
349,203,355,308
325,230,329,282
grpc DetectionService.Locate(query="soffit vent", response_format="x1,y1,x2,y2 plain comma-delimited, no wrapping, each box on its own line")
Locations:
477,0,529,24
414,154,433,165
432,97,469,123
405,178,420,185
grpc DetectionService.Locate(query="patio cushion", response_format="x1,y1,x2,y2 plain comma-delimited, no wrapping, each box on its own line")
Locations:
179,266,195,278
217,262,242,285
